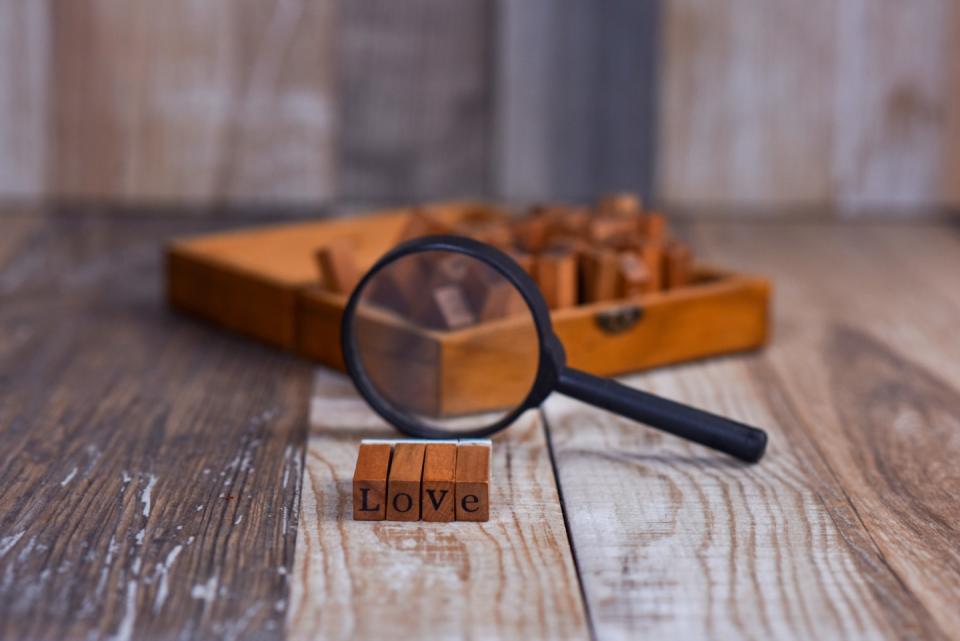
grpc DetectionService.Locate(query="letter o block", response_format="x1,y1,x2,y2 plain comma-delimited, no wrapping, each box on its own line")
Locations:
386,443,426,521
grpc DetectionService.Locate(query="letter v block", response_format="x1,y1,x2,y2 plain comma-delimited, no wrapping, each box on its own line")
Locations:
422,444,457,522
353,443,392,520
386,443,426,521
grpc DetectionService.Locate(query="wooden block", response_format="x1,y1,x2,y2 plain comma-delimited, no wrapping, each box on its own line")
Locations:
455,443,490,522
365,253,427,317
587,215,639,244
432,285,477,330
541,205,590,240
422,443,458,522
642,212,667,243
665,241,693,289
535,247,578,309
596,192,642,216
581,248,620,303
315,241,362,294
397,207,453,242
353,443,393,521
640,242,665,292
512,216,549,252
455,220,514,247
504,247,536,276
434,253,471,283
461,261,528,321
617,251,652,298
386,442,426,521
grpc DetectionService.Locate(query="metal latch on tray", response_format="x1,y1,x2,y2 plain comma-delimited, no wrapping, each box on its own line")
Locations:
594,305,643,334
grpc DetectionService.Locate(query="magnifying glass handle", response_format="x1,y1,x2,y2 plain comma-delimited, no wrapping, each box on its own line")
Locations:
556,368,767,463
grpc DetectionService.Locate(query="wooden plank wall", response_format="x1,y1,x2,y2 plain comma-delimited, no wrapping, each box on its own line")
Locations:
337,0,492,203
0,0,48,198
494,0,660,202
659,0,960,213
50,0,336,204
0,0,958,212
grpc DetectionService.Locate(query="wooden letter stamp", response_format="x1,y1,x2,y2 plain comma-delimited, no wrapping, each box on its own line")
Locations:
536,247,578,309
386,442,426,521
352,443,392,521
315,241,362,294
422,443,457,522
665,241,692,289
455,442,490,522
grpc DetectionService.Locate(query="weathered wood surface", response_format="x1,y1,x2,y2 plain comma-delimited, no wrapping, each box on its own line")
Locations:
543,218,960,639
287,369,589,641
4,209,960,640
0,209,313,640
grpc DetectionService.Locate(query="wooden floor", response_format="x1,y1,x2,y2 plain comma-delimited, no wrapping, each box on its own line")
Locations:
1,206,959,640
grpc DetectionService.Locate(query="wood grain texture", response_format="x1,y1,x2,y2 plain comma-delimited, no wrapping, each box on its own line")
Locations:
338,0,492,202
660,0,960,211
50,0,335,203
544,219,960,639
495,0,659,201
0,0,48,198
287,368,589,641
0,210,313,640
691,221,960,638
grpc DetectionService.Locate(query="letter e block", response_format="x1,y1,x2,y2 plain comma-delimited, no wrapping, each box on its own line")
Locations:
353,443,392,521
422,444,457,522
455,443,490,522
386,443,426,521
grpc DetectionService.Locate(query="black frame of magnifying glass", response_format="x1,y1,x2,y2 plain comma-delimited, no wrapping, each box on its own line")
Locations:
341,234,566,439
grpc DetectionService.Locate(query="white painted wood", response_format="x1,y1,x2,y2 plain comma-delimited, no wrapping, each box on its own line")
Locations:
287,368,589,641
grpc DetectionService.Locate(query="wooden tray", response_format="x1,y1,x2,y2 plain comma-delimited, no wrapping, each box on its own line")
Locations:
166,202,770,413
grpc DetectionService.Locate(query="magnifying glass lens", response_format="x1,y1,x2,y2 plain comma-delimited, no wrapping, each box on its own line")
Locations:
351,250,540,434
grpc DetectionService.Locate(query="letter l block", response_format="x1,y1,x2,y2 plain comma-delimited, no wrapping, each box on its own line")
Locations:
353,443,392,520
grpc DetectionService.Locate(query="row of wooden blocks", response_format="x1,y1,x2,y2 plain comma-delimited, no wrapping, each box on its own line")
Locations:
353,439,491,522
316,194,695,325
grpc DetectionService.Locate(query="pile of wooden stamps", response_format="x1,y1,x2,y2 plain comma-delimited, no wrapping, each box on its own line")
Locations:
316,193,694,329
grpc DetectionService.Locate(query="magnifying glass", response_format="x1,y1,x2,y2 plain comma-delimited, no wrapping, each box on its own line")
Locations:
341,235,767,463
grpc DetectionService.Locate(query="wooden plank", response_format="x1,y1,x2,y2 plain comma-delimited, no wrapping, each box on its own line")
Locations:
338,0,492,202
945,3,960,204
832,0,957,213
494,0,659,201
0,211,313,640
690,220,960,637
542,219,960,639
288,368,589,641
50,0,335,203
660,0,960,211
0,0,48,198
659,0,837,206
